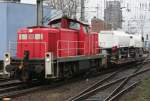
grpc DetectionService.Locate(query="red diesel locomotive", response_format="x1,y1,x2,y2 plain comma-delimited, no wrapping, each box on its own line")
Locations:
4,17,106,81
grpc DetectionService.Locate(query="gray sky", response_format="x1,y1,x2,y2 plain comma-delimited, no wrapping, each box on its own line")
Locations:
84,0,150,35
21,0,150,35
21,0,36,4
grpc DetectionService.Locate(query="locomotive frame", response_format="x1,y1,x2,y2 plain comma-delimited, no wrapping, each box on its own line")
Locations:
4,51,106,81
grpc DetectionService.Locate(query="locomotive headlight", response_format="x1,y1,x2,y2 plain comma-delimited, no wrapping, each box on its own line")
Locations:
19,65,23,70
5,58,9,62
46,58,50,62
4,53,10,63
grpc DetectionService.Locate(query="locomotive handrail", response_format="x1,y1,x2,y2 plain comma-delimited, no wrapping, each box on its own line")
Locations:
57,48,85,50
8,41,48,57
57,40,85,58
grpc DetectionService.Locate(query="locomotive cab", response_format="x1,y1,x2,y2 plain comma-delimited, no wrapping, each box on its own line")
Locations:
17,28,46,59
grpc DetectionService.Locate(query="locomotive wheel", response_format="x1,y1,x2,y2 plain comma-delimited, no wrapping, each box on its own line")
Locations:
37,71,45,81
21,71,29,82
63,63,74,79
19,69,31,82
5,65,15,72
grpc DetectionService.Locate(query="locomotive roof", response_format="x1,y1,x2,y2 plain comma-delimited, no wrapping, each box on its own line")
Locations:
48,18,89,26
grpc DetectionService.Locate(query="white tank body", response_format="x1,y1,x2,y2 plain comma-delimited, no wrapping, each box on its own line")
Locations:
99,31,130,49
129,34,143,48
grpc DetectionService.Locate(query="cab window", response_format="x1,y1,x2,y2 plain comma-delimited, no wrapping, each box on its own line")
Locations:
69,22,80,30
19,34,43,40
19,34,27,40
83,26,90,33
35,34,43,40
51,22,61,28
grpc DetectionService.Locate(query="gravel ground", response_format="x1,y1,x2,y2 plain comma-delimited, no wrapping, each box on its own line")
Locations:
11,62,150,101
85,62,150,101
119,63,150,101
12,72,112,101
85,82,121,101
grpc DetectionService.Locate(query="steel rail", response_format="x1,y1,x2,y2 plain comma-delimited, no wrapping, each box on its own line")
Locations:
67,71,117,101
0,84,51,100
108,82,139,101
69,77,125,101
0,78,13,82
104,58,150,101
104,78,129,101
70,67,150,101
0,54,148,100
103,63,143,101
0,80,21,87
0,81,41,99
68,61,144,101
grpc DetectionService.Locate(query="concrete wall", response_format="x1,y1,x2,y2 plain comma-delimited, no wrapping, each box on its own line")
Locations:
0,2,51,59
0,3,7,59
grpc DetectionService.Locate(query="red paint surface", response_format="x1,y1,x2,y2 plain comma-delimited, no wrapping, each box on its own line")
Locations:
17,18,100,59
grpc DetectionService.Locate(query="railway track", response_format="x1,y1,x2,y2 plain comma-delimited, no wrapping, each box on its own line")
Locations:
68,58,150,101
0,64,138,100
0,80,44,100
104,59,150,101
0,57,148,100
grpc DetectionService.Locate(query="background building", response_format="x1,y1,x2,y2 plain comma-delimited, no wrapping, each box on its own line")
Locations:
104,1,122,30
91,17,112,33
21,0,36,4
0,2,51,59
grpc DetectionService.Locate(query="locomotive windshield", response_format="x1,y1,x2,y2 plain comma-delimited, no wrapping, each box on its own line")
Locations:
48,18,89,30
83,26,90,33
51,22,61,28
69,21,80,30
19,34,28,40
50,20,80,30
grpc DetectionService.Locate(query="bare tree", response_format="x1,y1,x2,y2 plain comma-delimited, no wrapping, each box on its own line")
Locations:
47,0,80,18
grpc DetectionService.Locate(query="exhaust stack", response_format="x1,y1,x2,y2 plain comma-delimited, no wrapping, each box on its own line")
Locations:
37,0,43,26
